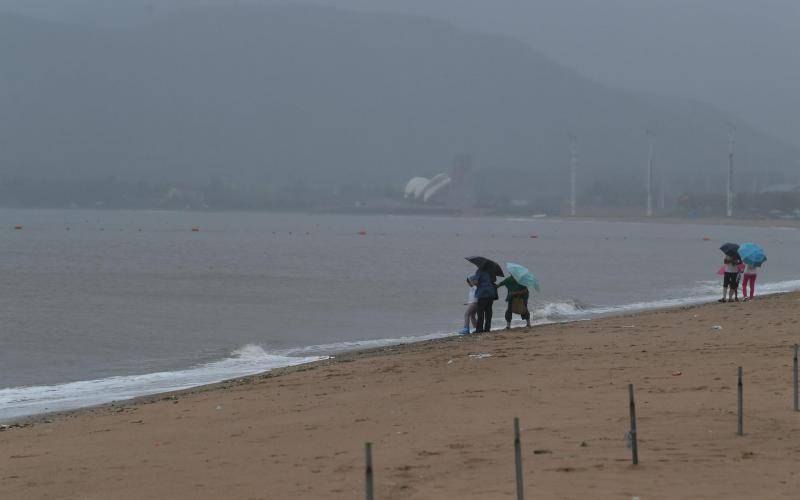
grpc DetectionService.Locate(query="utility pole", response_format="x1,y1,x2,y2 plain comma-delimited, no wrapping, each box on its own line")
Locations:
569,134,578,216
646,130,655,217
727,125,735,217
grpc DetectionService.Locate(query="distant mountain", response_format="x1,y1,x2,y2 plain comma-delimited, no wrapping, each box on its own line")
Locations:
264,0,800,150
0,4,797,201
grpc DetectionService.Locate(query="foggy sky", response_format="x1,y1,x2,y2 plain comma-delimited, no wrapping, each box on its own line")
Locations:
2,0,797,147
281,0,800,148
0,0,797,198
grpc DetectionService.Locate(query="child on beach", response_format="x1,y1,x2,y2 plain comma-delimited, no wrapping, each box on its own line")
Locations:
742,263,760,301
459,277,478,335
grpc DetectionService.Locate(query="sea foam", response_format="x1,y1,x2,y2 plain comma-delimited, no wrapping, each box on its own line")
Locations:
3,278,800,422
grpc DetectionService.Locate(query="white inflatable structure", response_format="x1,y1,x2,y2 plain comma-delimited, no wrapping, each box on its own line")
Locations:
404,177,430,199
422,175,452,203
404,173,453,203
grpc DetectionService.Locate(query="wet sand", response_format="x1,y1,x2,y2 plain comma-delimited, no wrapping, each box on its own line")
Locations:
2,293,800,499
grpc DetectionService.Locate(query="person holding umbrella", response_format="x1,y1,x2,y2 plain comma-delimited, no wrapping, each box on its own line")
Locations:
466,256,502,333
497,263,539,329
719,243,742,303
741,262,759,301
738,242,767,301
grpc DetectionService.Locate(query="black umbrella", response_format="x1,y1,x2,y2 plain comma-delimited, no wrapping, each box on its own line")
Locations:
720,242,740,258
466,256,504,277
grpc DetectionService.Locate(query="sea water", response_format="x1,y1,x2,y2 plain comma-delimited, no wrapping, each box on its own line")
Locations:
1,209,798,420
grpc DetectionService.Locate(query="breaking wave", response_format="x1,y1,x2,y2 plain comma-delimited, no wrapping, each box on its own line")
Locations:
0,345,324,422
3,278,800,422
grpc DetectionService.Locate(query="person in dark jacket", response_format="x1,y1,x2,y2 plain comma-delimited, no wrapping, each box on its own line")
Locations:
469,269,498,332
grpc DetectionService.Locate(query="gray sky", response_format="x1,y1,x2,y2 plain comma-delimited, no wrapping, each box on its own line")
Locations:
279,0,800,148
0,0,797,199
2,0,797,146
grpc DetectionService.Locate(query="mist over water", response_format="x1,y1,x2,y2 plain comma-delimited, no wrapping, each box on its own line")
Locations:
1,210,799,419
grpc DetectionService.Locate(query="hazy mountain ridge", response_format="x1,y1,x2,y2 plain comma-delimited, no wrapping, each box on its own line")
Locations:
0,4,796,205
2,0,798,146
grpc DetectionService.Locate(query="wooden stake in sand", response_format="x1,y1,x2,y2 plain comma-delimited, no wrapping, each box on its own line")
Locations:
737,367,744,436
628,384,639,465
513,417,524,500
365,442,374,500
793,345,798,412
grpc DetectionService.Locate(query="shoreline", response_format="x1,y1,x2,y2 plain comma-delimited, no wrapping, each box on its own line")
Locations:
6,276,800,425
0,292,742,424
4,206,800,229
4,292,800,498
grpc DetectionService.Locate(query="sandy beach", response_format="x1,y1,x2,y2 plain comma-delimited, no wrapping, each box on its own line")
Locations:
3,293,800,499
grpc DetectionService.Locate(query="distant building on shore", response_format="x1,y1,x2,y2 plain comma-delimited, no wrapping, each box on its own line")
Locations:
403,154,473,209
761,183,800,194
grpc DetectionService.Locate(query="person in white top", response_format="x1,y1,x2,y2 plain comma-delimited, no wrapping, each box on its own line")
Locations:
720,255,743,302
460,277,479,334
742,263,761,301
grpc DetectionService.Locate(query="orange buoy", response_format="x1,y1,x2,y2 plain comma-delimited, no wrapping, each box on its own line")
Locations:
703,236,711,241
14,225,23,230
191,226,200,232
358,229,367,236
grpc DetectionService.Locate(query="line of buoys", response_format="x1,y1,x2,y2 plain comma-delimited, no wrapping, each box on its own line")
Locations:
13,225,23,230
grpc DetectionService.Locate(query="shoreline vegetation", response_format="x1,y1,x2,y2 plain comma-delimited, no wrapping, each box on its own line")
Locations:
3,293,800,498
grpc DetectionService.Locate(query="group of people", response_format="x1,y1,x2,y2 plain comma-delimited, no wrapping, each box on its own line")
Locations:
460,269,531,335
720,254,760,303
458,246,764,333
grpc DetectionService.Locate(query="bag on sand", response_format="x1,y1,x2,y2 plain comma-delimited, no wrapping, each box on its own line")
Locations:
511,297,526,315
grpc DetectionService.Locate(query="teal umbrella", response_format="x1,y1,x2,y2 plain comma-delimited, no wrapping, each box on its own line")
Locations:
506,262,540,292
738,242,767,267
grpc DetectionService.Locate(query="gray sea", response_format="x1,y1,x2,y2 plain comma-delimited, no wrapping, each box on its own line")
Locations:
1,209,798,420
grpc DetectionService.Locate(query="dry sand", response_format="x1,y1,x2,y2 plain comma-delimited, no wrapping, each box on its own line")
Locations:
3,293,800,499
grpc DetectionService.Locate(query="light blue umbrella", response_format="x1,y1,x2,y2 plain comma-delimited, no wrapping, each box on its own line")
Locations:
738,242,767,267
506,262,540,292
